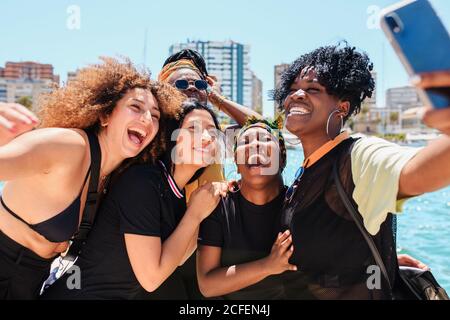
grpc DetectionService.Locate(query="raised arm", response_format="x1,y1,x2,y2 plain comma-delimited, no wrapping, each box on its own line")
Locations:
0,128,86,181
196,230,296,298
125,182,226,293
399,71,450,197
207,77,262,126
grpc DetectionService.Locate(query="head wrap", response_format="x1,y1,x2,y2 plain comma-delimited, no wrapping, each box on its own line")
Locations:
158,59,204,83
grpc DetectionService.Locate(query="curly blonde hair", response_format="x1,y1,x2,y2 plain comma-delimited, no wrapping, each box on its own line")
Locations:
38,57,184,161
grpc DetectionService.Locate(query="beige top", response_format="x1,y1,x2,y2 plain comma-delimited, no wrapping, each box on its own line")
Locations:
351,137,421,235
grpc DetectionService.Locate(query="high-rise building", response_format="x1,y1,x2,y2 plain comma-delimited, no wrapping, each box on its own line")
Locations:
251,72,263,114
169,40,254,108
273,63,290,116
0,61,59,109
354,71,379,133
3,61,59,84
0,78,7,102
386,86,422,111
67,70,79,84
367,71,377,107
5,79,53,110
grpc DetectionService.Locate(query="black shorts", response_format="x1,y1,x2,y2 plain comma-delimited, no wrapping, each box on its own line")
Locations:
0,230,53,300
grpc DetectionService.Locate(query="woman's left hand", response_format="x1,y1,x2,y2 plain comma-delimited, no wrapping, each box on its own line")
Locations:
413,71,450,136
0,102,40,146
397,254,430,271
422,107,450,136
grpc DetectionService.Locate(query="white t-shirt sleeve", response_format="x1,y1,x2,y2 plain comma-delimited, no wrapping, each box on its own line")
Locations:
351,137,421,235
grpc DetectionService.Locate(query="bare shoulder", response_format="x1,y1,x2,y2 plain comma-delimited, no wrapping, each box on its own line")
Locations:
12,128,88,164
12,127,86,150
28,127,87,147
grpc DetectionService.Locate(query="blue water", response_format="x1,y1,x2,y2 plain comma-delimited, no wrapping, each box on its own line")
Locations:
224,147,450,291
1,148,449,291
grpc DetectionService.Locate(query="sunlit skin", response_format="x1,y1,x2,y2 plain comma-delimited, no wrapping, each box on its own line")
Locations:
124,108,228,293
197,127,294,298
283,67,450,199
235,127,283,194
101,88,161,160
283,67,349,158
167,69,208,105
0,88,159,258
173,109,218,184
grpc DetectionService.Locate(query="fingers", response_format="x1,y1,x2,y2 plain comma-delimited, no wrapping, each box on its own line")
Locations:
398,254,416,267
0,115,15,131
280,235,292,247
206,76,215,86
398,254,430,271
276,230,290,246
417,261,430,271
211,181,228,197
422,108,450,134
287,263,298,272
0,103,39,125
413,71,450,89
12,103,39,123
4,107,34,125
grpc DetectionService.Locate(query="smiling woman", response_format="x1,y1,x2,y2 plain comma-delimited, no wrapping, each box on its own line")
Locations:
0,57,184,300
40,100,228,300
271,44,450,300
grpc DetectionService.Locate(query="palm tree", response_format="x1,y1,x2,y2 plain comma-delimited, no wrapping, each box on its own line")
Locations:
16,96,33,110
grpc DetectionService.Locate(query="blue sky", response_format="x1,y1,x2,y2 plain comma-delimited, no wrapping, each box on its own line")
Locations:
1,0,449,116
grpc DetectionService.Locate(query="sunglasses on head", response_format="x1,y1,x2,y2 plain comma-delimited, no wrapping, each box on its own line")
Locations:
174,79,208,91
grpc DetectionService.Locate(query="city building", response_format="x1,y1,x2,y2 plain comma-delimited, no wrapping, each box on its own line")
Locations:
67,70,79,84
0,61,59,109
353,71,379,133
3,61,59,84
251,72,263,114
386,85,422,110
273,63,290,116
0,78,7,102
5,79,54,110
169,40,254,109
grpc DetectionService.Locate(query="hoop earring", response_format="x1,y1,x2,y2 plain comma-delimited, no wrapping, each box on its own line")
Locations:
326,110,343,140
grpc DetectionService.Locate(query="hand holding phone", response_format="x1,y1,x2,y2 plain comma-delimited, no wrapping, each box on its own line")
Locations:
380,0,450,109
414,70,450,135
414,71,450,90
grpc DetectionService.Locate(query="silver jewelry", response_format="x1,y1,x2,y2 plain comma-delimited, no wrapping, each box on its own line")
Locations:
326,110,343,140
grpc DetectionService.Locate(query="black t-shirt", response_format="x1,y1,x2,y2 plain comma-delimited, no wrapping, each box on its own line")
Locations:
41,163,189,300
198,187,287,299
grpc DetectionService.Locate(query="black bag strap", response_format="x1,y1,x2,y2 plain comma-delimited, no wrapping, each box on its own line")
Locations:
64,129,103,261
332,161,393,291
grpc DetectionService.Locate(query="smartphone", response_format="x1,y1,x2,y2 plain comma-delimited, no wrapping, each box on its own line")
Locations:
380,0,450,109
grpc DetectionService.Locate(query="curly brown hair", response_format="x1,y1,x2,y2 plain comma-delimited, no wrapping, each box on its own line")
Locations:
37,57,184,161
